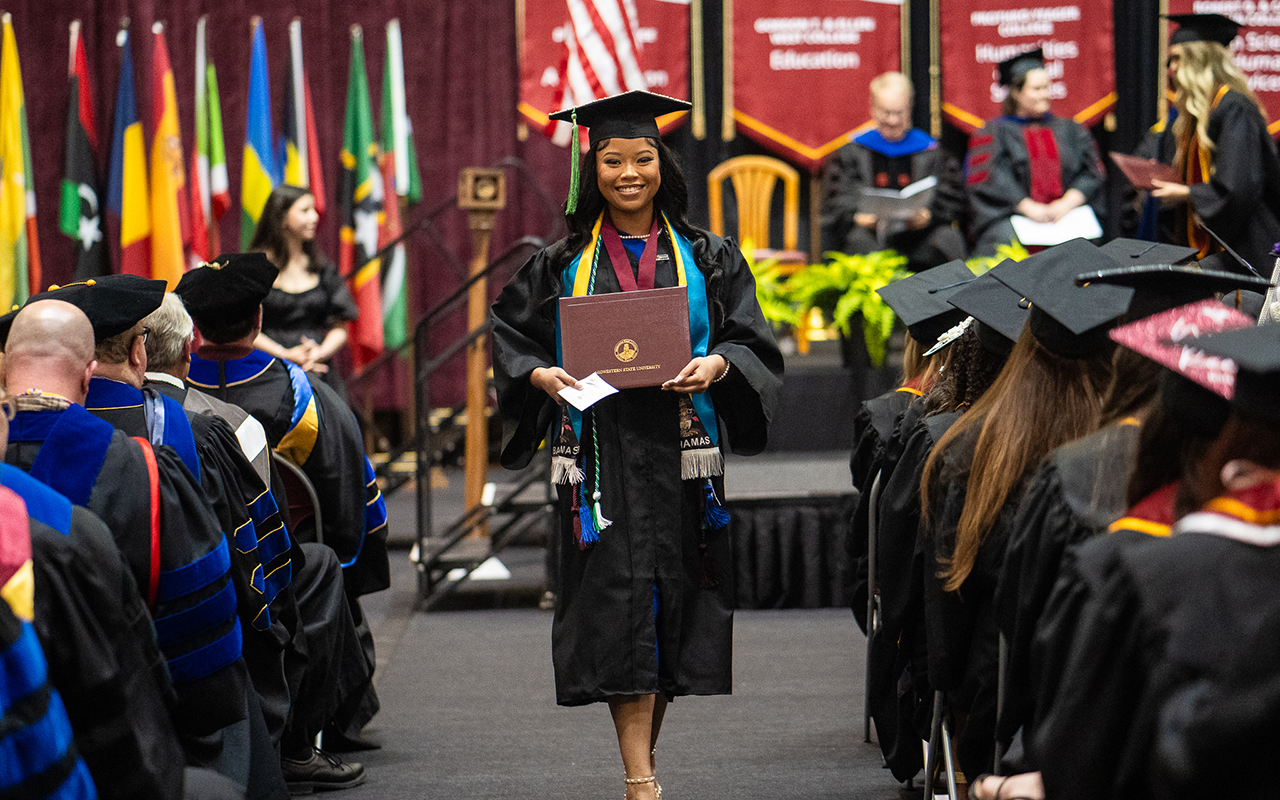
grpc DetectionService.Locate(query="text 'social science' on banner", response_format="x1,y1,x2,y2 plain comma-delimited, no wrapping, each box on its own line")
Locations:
941,0,1115,133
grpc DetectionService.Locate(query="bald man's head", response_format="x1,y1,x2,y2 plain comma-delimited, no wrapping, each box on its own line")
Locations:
3,300,97,403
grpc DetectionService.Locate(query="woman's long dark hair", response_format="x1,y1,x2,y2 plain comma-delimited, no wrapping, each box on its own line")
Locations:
248,184,329,274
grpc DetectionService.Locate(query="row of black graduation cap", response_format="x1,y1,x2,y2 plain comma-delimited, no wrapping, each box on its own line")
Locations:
876,237,1277,401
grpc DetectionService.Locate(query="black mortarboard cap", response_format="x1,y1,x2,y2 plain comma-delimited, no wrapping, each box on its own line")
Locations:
948,269,1031,352
997,47,1044,87
549,90,691,147
33,274,166,343
876,259,973,345
1226,289,1266,319
0,305,16,350
1166,13,1242,47
989,238,1129,356
1097,238,1199,267
1074,263,1271,320
174,253,278,328
1192,325,1280,420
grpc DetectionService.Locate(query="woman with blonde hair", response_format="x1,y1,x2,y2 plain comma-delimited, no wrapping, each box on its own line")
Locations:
1151,13,1280,271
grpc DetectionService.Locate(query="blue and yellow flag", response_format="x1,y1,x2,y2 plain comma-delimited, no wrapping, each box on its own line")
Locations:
240,18,279,248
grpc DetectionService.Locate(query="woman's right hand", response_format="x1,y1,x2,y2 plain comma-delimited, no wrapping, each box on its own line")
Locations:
1015,198,1055,223
530,367,582,404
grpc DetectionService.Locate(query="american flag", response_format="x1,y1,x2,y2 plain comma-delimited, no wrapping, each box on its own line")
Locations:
549,0,648,146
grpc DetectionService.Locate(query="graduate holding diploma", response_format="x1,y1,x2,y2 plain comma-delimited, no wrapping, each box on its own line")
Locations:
490,91,782,800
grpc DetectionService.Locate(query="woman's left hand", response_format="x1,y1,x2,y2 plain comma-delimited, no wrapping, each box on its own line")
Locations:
662,355,727,394
1151,179,1191,205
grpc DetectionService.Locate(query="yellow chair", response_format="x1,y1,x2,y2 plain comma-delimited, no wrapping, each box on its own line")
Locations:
707,155,802,263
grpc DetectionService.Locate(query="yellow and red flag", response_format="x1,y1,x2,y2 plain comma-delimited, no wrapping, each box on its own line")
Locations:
0,13,39,305
149,23,189,288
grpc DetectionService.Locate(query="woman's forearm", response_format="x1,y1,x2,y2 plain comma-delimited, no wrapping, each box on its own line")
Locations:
313,326,349,360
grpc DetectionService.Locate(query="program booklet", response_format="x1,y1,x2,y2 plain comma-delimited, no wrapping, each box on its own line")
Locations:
558,286,691,389
859,175,938,220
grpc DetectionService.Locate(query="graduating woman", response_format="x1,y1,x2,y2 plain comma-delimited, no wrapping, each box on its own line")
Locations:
966,49,1104,256
491,91,783,799
1148,13,1280,273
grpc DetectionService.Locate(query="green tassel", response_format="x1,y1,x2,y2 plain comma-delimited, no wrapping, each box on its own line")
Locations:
566,108,580,215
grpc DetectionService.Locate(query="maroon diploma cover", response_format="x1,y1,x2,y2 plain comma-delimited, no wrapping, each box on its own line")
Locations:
558,286,692,389
1110,152,1179,191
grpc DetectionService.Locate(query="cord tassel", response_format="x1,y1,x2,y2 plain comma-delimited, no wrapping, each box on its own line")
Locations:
591,490,613,531
566,108,580,215
578,485,599,547
703,480,731,529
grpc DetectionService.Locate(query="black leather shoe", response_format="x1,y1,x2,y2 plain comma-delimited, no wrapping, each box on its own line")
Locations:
281,748,366,794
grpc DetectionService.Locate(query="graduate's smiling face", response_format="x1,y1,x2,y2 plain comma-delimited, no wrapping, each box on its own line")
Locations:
1011,68,1052,117
596,138,660,225
284,193,319,243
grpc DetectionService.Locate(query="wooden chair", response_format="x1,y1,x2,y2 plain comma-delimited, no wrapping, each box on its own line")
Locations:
707,155,802,262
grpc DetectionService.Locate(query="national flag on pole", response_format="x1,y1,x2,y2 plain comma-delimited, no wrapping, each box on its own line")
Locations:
241,17,279,249
107,26,150,278
378,20,422,352
340,25,384,371
59,20,106,281
283,18,327,215
190,15,229,263
148,23,189,289
549,0,649,145
0,13,39,305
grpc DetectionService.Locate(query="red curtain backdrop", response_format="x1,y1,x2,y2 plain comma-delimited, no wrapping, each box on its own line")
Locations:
1165,1,1280,137
941,0,1115,133
4,0,571,409
519,0,690,136
730,0,901,172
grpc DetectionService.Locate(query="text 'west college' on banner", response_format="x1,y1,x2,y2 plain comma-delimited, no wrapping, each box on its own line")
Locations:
519,0,690,145
731,0,902,171
1166,0,1280,136
941,0,1114,133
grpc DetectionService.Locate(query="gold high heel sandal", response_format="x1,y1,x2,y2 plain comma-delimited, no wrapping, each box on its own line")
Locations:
625,774,662,798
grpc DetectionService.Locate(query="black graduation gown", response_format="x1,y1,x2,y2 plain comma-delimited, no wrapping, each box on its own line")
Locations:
992,420,1140,751
1029,520,1280,800
491,229,783,706
1182,90,1280,273
868,409,959,780
965,114,1104,252
6,407,250,740
921,420,1017,778
187,355,390,598
847,387,919,629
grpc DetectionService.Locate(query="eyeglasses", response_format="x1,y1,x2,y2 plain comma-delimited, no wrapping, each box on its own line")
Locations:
140,327,151,345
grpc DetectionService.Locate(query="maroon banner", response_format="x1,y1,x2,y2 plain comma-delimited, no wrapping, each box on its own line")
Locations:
1167,1,1280,137
519,0,690,144
731,0,901,172
941,0,1114,133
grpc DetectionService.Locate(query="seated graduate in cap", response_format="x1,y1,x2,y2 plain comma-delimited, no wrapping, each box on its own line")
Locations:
965,49,1105,256
820,72,968,270
1147,13,1280,274
490,90,783,800
1016,322,1280,800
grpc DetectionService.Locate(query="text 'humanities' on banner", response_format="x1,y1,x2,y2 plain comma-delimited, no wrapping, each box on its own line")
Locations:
941,0,1115,133
519,0,690,147
730,0,902,171
1167,0,1280,137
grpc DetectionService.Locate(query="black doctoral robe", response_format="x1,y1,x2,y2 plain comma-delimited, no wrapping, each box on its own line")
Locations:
992,420,1140,754
965,114,1104,254
491,229,783,706
868,409,959,780
6,406,250,740
1028,503,1280,800
847,387,920,629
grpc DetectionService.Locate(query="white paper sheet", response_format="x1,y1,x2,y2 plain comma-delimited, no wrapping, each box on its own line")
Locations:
557,372,619,411
1009,205,1102,246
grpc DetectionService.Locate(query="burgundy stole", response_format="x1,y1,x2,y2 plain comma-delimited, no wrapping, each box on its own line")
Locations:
1023,125,1063,204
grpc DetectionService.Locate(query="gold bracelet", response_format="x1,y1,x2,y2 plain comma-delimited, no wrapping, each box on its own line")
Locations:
712,359,731,383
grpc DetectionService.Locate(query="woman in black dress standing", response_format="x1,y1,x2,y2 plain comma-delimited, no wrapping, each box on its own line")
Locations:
250,184,359,396
491,91,782,799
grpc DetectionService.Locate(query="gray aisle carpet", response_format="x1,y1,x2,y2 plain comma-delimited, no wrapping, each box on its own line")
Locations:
350,550,910,799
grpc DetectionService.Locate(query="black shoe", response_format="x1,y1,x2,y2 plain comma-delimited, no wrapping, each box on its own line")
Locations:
281,748,366,795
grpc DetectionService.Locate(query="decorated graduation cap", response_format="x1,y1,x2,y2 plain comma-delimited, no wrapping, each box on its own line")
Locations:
1193,324,1280,420
947,268,1032,355
548,90,691,214
33,275,166,343
989,238,1129,356
1074,263,1272,321
997,47,1044,87
174,252,279,327
1166,13,1242,47
1097,238,1199,267
876,259,973,346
